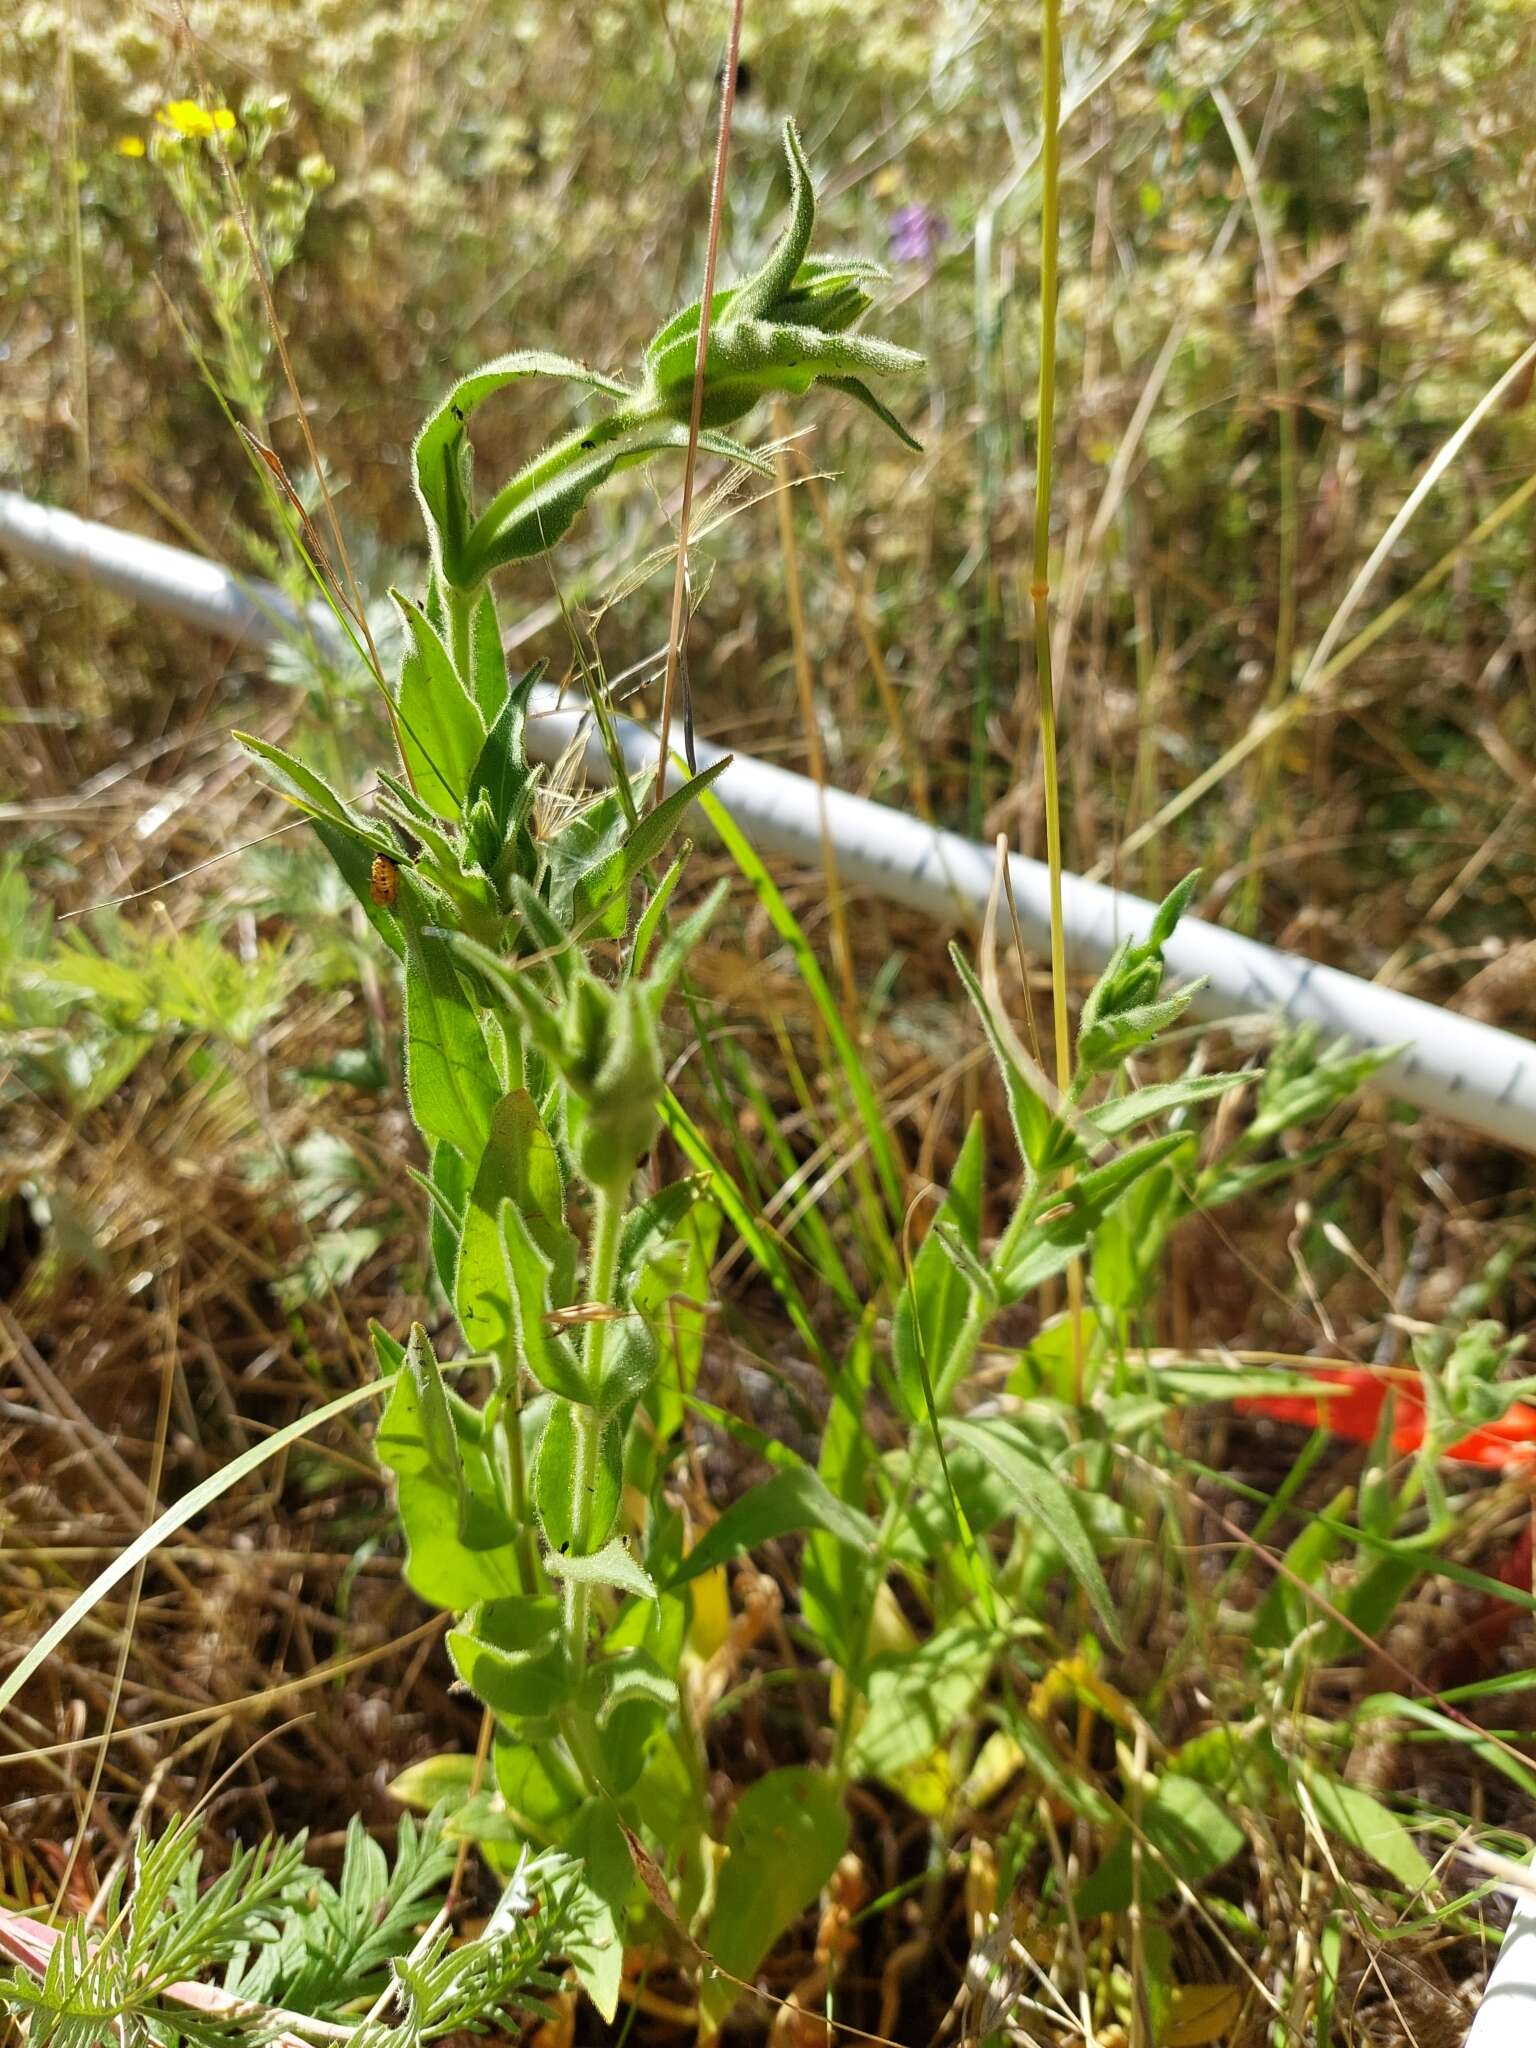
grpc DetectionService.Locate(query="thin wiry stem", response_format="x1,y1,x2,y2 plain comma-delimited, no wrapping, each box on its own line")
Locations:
1030,0,1082,1401
653,0,747,798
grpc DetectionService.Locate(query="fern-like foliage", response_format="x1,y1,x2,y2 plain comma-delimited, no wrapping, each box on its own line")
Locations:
1,1816,307,2048
0,1807,576,2048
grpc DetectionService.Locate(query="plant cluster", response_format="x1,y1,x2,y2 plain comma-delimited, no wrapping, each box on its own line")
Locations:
0,1806,576,2048
227,122,1475,2030
237,121,931,2023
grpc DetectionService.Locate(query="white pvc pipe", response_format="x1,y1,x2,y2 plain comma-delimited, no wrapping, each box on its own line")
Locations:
1466,1857,1536,2048
4,487,1535,1155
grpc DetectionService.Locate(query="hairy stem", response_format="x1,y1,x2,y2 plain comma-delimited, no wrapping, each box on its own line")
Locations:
447,582,479,690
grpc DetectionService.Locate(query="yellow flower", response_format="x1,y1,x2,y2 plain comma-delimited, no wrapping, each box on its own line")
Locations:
155,100,236,139
116,134,146,157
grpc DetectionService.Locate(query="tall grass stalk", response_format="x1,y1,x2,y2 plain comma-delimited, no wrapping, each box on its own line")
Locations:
1029,0,1082,1396
653,0,747,791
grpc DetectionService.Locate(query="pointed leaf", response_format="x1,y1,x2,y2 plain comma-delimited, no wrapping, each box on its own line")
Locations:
471,586,510,721
818,373,922,450
546,1536,657,1601
398,879,500,1159
455,1089,573,1360
235,732,399,856
1304,1772,1433,1891
700,1767,848,2028
413,351,632,583
731,120,818,322
669,1464,874,1587
892,1113,986,1424
1076,1774,1244,1917
391,589,485,816
944,1415,1120,1641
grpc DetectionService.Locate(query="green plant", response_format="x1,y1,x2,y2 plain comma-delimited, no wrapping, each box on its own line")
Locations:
0,1805,575,2048
230,93,1434,2025
237,117,922,2024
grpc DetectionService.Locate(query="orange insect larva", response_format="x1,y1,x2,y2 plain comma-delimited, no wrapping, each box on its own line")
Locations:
369,855,400,908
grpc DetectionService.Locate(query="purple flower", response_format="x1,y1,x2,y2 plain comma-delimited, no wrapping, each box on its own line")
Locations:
889,202,947,269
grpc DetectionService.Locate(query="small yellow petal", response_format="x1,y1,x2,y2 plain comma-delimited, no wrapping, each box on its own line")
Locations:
158,99,214,138
213,108,236,133
115,135,145,157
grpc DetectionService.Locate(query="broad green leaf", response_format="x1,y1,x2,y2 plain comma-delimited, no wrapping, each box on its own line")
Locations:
545,783,631,924
801,1317,876,1662
594,1311,659,1417
941,1415,1120,1642
1321,1548,1430,1664
879,1440,1021,1567
1088,1153,1178,1314
376,1364,523,1608
498,1197,587,1403
494,1733,584,1833
455,1090,574,1361
546,1537,656,1602
404,1323,460,1507
1251,1487,1351,1653
629,848,689,978
447,1595,570,1720
560,1801,633,2023
471,586,510,722
625,1185,719,1439
998,1133,1193,1300
311,818,406,958
398,879,500,1159
581,1650,679,1801
572,758,731,938
1077,983,1203,1073
388,1751,477,1814
391,589,485,816
426,1139,469,1302
235,731,399,856
1076,1774,1245,1917
533,1402,621,1557
1169,1724,1282,1810
1085,1070,1250,1139
668,1464,874,1588
892,1112,985,1425
583,1646,677,1726
467,665,540,830
701,1767,849,2028
466,425,768,586
852,1623,998,1780
1303,1771,1433,1892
